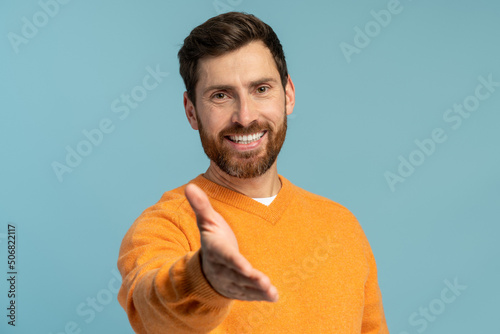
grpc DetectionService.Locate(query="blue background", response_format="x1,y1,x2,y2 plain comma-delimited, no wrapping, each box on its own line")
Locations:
1,0,499,333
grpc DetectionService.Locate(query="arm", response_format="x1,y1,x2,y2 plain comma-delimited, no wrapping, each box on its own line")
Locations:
117,184,277,333
361,233,390,334
117,210,233,334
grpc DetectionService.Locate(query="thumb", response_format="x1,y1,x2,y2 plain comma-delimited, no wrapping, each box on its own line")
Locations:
185,183,217,229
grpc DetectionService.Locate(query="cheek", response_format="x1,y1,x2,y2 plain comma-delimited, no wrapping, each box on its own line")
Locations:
200,114,227,136
255,91,285,111
258,101,285,124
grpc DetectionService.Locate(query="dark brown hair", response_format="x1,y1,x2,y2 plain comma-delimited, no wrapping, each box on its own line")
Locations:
178,12,288,106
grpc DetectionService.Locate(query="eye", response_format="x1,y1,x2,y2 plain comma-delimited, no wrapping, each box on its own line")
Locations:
213,92,227,99
257,86,269,93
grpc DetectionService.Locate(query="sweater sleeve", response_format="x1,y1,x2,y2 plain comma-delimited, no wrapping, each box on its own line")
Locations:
116,208,233,334
361,232,390,334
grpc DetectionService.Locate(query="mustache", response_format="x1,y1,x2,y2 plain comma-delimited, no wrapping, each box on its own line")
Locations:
220,123,269,136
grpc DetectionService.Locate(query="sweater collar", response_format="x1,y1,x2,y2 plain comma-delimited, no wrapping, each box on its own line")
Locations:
189,174,295,225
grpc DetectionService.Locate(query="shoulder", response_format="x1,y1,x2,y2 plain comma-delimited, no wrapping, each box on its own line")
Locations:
121,182,200,249
125,182,195,236
284,177,366,235
141,183,193,221
287,178,357,219
284,177,372,250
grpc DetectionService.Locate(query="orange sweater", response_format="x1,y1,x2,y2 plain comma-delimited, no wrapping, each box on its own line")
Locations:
117,174,389,333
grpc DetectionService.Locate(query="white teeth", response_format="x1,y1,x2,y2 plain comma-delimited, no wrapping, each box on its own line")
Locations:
228,131,264,144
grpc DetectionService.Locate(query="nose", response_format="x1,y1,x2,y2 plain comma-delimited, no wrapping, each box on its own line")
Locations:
231,93,258,127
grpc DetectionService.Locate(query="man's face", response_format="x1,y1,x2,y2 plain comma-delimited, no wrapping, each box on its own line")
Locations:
185,40,294,179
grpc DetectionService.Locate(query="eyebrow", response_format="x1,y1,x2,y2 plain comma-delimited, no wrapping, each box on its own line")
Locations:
203,77,278,95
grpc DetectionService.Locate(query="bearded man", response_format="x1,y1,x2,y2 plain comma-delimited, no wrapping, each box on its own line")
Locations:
117,12,389,334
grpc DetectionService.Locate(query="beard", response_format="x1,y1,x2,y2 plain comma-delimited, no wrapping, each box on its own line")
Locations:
196,107,288,179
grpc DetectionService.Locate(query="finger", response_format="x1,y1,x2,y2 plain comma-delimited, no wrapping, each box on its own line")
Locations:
208,248,276,293
251,270,275,292
207,245,255,276
207,262,271,290
185,183,216,228
206,260,278,300
223,283,279,302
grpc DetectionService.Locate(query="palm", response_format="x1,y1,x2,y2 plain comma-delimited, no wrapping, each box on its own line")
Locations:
184,183,278,302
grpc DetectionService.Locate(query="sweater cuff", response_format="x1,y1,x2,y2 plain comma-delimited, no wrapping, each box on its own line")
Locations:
167,249,234,309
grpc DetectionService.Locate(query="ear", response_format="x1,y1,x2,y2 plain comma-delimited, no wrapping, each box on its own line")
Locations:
284,75,295,116
184,91,199,130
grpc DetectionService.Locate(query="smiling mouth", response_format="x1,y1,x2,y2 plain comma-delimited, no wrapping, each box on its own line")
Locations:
225,131,266,144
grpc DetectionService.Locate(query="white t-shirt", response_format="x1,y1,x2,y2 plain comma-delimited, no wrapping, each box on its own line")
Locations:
252,195,277,206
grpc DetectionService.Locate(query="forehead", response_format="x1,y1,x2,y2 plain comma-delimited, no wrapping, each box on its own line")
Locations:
196,40,279,90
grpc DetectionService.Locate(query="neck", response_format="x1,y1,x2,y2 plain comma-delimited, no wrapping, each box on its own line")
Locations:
203,161,282,198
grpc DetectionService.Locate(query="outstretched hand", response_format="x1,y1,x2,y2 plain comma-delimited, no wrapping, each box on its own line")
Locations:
185,183,278,302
